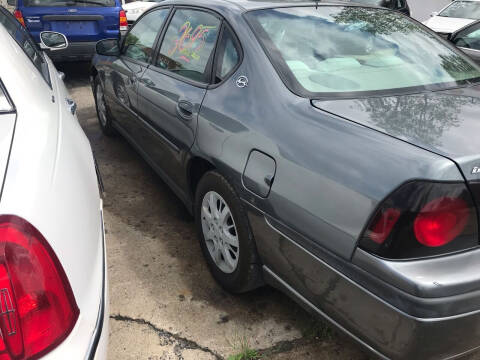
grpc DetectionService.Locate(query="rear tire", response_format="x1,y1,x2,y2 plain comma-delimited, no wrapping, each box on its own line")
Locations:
94,76,115,136
195,171,263,293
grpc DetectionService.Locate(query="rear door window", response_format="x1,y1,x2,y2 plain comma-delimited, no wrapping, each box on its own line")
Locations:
156,9,221,83
214,26,241,83
0,8,50,86
123,8,170,63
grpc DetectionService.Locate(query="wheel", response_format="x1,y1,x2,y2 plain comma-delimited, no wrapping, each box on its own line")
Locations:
195,171,263,293
94,75,115,136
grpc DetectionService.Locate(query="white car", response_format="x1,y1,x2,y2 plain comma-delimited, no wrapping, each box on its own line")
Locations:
423,0,480,36
123,0,164,25
0,7,107,360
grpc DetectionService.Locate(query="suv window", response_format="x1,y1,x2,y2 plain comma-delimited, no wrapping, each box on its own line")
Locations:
23,0,115,6
214,26,240,83
123,8,170,63
0,9,50,86
156,9,220,83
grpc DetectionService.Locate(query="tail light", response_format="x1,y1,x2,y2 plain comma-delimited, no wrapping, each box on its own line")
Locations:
13,10,25,28
359,181,478,259
0,216,78,360
119,10,128,31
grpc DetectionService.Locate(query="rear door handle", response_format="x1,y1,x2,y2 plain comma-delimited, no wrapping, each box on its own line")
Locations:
176,100,193,121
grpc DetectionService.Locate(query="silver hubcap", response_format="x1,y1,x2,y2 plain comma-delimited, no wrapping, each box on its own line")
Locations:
201,191,239,274
96,84,107,127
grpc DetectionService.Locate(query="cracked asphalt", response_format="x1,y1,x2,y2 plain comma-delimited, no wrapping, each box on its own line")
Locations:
59,62,370,360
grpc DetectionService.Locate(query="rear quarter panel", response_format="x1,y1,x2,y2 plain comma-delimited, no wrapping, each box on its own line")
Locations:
195,10,464,262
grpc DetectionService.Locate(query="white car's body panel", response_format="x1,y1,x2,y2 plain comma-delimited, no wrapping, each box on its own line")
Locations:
123,1,158,22
423,0,480,34
0,19,107,360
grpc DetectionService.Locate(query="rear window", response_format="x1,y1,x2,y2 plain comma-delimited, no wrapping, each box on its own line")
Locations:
439,1,480,20
0,8,50,86
23,0,115,7
246,6,480,98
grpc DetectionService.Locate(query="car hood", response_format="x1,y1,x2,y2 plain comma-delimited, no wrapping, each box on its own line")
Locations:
423,16,476,34
123,1,155,10
313,85,480,181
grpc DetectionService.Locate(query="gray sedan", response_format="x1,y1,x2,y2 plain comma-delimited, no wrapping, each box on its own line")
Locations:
91,1,480,359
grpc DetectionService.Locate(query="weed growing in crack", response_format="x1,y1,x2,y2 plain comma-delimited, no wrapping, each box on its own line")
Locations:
227,335,260,360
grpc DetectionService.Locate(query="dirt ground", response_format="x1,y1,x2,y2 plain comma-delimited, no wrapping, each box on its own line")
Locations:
60,62,369,360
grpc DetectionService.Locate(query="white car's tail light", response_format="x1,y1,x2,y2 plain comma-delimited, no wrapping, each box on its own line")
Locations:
359,181,478,259
0,216,78,359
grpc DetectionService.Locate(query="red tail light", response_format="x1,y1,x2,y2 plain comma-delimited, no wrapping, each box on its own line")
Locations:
119,10,128,31
0,216,78,360
13,10,25,28
359,182,478,259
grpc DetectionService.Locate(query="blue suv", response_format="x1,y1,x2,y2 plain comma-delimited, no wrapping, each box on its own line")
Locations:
10,0,126,61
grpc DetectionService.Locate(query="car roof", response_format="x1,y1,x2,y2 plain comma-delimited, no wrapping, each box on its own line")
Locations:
157,0,370,12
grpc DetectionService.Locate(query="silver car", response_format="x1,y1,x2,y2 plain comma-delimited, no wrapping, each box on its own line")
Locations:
92,1,480,358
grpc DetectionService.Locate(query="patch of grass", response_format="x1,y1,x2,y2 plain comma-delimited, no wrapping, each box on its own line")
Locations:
227,335,260,360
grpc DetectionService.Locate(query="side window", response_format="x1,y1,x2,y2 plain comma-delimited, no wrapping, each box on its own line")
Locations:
156,9,221,83
214,26,240,83
0,9,50,86
452,24,480,51
123,8,170,62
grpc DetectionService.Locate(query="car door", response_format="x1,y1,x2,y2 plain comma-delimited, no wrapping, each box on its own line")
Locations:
450,20,480,63
136,7,221,192
105,6,170,137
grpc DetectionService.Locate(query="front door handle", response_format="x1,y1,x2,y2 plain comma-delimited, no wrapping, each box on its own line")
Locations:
176,100,193,121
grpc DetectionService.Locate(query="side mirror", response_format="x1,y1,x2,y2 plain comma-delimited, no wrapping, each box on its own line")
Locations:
431,11,438,17
6,0,15,6
96,38,120,56
40,31,68,50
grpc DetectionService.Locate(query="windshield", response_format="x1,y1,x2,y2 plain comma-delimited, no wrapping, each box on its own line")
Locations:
23,0,115,7
439,1,480,20
246,6,480,97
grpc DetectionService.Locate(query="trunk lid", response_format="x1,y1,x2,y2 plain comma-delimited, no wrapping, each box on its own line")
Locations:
20,0,120,43
312,84,480,182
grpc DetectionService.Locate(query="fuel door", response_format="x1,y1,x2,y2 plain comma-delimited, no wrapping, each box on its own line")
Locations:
242,150,276,198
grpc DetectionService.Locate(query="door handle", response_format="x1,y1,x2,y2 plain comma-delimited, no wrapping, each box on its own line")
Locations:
65,98,77,115
176,100,193,121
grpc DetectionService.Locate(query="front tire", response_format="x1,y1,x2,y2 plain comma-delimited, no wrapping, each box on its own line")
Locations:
94,76,115,136
195,171,263,293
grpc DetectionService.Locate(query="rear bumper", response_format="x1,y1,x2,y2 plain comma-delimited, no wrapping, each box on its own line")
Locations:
45,41,97,62
248,208,480,359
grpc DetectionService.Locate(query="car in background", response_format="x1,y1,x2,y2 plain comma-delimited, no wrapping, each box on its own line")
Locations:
423,0,480,37
92,0,480,358
344,0,410,16
0,6,107,359
123,0,163,26
8,0,127,61
449,19,480,62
